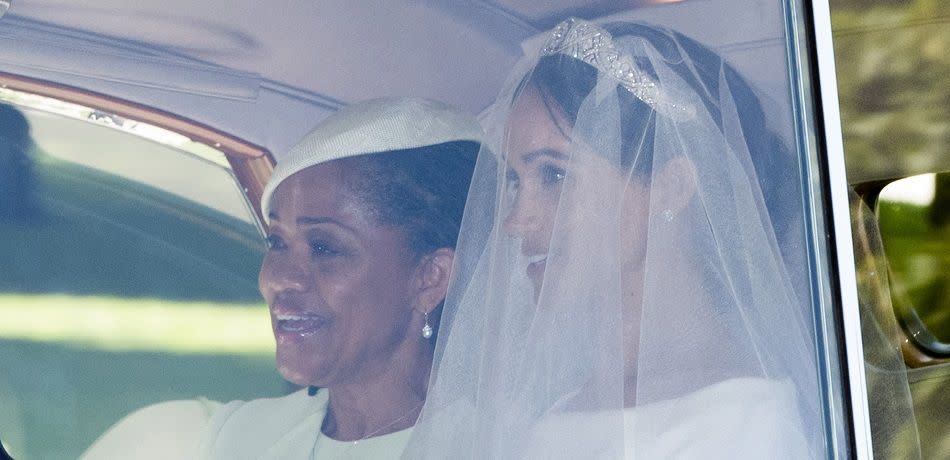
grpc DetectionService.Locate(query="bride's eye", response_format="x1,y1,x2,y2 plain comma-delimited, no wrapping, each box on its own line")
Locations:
540,164,566,185
505,169,521,191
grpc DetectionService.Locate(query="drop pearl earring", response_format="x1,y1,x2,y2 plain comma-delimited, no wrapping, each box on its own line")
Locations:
422,312,433,339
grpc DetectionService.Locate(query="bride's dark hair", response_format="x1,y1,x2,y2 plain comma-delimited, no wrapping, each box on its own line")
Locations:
522,21,804,287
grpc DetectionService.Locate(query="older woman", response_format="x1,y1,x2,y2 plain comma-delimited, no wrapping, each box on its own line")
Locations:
408,18,822,458
199,97,481,458
81,97,481,459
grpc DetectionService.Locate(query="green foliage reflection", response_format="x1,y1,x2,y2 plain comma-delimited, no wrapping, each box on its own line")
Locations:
834,1,950,458
832,0,950,182
879,174,950,344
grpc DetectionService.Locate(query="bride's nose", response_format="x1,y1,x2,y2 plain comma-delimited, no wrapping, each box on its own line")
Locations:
503,190,542,237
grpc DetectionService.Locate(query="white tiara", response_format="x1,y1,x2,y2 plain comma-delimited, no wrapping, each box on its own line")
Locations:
541,18,695,119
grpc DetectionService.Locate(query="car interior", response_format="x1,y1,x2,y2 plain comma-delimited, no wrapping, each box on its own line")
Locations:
0,0,947,458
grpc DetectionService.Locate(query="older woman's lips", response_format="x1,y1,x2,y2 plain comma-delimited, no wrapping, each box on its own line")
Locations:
275,313,328,336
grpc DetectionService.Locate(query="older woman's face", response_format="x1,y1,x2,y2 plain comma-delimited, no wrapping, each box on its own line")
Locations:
259,161,419,387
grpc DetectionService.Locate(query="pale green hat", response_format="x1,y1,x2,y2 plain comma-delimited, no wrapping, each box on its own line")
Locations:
261,97,483,222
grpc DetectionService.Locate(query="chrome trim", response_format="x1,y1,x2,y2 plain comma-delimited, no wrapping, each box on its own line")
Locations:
786,0,863,455
809,0,874,457
785,0,851,455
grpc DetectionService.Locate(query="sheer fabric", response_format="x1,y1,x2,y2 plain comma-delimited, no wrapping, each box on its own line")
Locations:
850,191,921,459
406,16,824,458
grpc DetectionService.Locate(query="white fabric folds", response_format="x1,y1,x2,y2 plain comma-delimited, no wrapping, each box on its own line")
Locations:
406,16,825,458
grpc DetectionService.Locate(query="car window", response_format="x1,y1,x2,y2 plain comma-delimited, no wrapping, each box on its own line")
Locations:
831,0,950,457
0,88,285,460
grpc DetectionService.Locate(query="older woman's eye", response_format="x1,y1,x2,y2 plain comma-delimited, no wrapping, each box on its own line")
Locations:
541,164,566,185
310,240,340,257
265,234,284,250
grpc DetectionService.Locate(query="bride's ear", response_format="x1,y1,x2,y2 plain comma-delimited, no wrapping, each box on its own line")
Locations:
411,247,455,314
656,156,697,215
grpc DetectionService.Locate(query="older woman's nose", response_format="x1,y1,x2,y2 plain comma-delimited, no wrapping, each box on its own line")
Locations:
259,255,309,299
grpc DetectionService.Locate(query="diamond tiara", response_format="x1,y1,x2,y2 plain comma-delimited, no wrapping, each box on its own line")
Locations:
541,18,695,119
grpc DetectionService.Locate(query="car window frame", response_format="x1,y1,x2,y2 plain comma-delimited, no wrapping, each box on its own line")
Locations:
796,0,874,457
0,70,274,230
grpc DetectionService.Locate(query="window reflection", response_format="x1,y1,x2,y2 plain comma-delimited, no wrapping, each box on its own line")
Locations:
878,172,950,351
832,0,950,183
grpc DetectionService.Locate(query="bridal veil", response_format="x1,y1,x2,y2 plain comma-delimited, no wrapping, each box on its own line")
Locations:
407,16,825,458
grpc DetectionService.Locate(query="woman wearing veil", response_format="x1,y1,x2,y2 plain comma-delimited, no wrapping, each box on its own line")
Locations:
406,17,824,458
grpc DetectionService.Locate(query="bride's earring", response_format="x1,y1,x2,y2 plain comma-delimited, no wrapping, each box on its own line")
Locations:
662,209,674,222
422,312,433,339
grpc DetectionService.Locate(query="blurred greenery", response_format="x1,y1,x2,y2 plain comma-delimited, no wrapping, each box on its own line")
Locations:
0,295,272,354
0,150,265,302
878,184,950,346
833,0,950,458
832,0,950,183
0,339,282,460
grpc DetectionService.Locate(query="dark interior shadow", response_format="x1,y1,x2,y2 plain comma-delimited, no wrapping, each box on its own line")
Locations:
0,103,39,224
0,435,14,460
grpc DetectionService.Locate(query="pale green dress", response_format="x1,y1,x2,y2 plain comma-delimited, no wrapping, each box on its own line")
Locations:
198,388,413,459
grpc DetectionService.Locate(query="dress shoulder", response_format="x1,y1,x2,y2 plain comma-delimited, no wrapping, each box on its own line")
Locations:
80,398,222,460
633,377,811,459
523,378,811,459
198,388,328,459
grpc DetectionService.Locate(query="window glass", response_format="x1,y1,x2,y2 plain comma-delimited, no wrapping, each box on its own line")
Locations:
832,0,950,183
0,88,284,460
878,172,950,352
832,0,950,458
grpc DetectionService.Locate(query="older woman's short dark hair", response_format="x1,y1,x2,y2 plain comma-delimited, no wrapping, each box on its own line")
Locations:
341,140,480,257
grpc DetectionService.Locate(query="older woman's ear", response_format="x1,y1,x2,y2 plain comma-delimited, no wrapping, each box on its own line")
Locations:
411,247,456,314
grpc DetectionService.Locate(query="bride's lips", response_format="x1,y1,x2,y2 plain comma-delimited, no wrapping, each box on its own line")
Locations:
273,312,330,337
525,253,547,280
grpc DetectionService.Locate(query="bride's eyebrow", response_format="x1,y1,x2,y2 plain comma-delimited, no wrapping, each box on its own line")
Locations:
523,148,567,164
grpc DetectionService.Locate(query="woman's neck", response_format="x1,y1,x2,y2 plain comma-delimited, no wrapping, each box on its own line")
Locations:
321,342,431,441
620,249,708,407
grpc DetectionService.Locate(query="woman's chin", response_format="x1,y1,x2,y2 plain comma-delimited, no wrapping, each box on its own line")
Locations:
276,366,310,387
276,350,330,387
